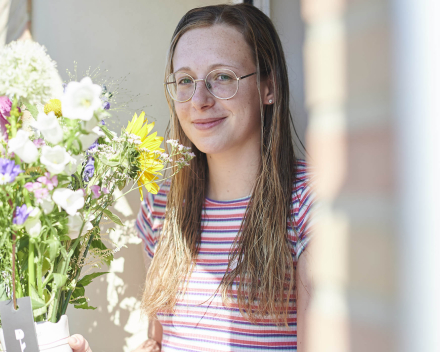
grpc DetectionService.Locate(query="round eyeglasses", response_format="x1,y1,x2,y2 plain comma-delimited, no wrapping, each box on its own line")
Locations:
165,69,257,102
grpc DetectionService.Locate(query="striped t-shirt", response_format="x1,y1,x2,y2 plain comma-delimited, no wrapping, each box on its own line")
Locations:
136,161,314,351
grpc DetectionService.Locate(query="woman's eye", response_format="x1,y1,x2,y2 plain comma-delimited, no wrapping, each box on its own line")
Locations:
215,74,233,81
178,78,193,85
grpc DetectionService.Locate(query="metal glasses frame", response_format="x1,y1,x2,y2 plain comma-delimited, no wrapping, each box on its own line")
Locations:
165,68,257,103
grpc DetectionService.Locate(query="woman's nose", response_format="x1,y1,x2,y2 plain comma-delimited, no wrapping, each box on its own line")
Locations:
191,79,215,110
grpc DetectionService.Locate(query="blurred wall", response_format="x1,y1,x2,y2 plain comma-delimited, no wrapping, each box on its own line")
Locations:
31,1,308,351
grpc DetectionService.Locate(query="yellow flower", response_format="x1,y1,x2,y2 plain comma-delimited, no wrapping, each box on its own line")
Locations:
125,111,164,200
44,99,62,117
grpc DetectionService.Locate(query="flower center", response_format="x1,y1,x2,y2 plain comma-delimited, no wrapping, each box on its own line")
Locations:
81,98,91,107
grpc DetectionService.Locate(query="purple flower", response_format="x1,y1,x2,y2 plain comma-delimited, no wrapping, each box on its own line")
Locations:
100,120,106,126
90,185,101,199
33,139,46,148
103,101,110,110
88,140,98,151
13,204,33,225
0,158,23,184
0,96,11,140
83,157,95,182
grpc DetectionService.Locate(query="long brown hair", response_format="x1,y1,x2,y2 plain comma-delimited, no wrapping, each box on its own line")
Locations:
142,3,299,324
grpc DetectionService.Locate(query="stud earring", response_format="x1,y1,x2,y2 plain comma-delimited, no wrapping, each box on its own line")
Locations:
269,99,273,104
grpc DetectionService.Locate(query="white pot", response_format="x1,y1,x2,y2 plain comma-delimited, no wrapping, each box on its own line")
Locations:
0,315,72,352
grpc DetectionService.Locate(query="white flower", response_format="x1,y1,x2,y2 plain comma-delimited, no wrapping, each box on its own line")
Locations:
67,213,94,239
62,77,102,121
8,130,38,163
0,40,58,105
78,132,99,151
24,207,42,238
25,218,42,237
32,111,63,145
83,116,100,133
39,198,54,214
64,153,85,175
40,145,70,174
52,188,84,216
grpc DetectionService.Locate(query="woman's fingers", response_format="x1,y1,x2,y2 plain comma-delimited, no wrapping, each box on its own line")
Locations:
131,339,161,352
68,334,92,352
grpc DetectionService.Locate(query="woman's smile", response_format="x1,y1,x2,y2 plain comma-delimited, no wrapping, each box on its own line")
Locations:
192,116,227,130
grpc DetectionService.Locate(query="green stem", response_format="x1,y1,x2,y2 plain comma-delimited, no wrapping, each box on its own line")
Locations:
28,241,35,296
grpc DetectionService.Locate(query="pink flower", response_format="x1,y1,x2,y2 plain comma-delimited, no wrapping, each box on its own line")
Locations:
90,185,101,199
34,187,49,200
102,187,110,194
0,96,11,140
33,139,46,148
37,172,58,190
24,182,42,192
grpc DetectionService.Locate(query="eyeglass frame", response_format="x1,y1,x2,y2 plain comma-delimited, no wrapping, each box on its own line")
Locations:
164,68,257,103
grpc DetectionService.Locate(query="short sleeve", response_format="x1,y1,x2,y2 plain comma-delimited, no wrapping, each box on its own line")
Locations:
290,161,316,261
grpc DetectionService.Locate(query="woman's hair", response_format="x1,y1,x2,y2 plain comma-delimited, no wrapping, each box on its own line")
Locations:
142,3,300,324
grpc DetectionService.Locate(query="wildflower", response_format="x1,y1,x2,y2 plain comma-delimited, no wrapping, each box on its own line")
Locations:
13,204,33,225
78,131,99,151
67,213,93,239
24,208,42,237
39,198,54,214
0,40,58,105
0,96,12,140
32,111,63,145
102,187,109,194
90,185,101,199
0,158,23,184
44,99,62,118
124,111,164,199
83,157,95,182
64,153,84,175
103,101,110,110
8,130,39,163
33,139,45,148
62,77,102,121
40,145,70,174
37,172,58,190
52,188,84,216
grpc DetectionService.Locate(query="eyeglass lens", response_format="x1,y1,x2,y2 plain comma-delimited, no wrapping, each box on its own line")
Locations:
166,69,239,102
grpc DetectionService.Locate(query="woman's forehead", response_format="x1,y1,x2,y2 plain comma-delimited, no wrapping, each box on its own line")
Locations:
172,24,254,73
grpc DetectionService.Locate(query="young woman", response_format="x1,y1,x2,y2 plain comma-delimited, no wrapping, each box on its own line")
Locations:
69,4,314,352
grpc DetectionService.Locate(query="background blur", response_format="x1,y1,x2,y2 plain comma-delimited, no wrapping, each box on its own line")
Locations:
1,0,439,351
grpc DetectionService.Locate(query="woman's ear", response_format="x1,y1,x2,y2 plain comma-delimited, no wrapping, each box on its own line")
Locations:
262,75,275,105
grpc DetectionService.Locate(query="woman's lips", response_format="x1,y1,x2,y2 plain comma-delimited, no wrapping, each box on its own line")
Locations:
192,117,226,130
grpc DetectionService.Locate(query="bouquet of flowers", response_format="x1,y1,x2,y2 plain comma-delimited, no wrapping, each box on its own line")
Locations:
0,40,193,343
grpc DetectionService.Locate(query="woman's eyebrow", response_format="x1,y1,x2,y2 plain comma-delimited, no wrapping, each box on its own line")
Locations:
174,63,240,73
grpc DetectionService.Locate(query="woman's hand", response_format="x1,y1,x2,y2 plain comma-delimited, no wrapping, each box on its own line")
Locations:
68,334,92,352
131,339,161,351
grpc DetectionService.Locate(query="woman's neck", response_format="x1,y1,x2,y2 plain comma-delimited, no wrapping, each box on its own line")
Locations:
206,143,261,201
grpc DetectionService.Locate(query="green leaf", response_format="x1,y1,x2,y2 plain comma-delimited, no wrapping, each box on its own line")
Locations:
101,155,120,167
101,208,123,226
23,100,39,119
0,285,8,301
74,300,97,310
71,285,85,299
100,125,114,141
77,272,109,287
53,273,67,288
33,306,47,319
44,239,60,262
30,285,45,309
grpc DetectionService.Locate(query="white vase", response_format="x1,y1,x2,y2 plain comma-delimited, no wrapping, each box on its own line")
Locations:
0,315,72,352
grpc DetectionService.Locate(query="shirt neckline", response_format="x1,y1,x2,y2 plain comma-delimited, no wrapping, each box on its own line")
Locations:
205,194,251,205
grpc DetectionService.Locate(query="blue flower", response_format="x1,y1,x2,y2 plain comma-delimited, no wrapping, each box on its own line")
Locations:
0,158,23,184
103,101,110,110
83,157,95,182
13,204,32,225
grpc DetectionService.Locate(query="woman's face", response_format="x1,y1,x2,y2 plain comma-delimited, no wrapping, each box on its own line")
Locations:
172,24,272,156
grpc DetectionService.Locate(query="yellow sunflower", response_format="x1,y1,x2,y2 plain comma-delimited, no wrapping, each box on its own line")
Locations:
125,112,164,200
